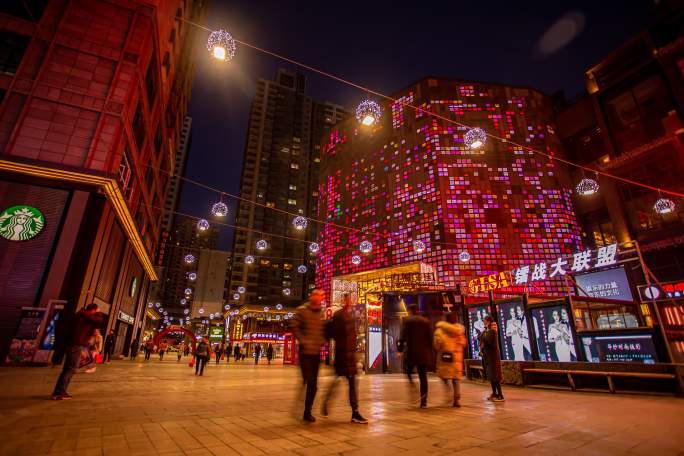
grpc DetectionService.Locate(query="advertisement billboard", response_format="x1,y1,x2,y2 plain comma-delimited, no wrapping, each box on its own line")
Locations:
581,333,658,364
466,305,491,359
495,299,533,361
530,302,578,362
575,266,633,301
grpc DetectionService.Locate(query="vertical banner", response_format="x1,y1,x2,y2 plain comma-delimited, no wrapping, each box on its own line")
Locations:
367,299,383,370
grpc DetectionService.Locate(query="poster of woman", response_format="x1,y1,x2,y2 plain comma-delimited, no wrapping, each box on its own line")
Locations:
532,303,578,362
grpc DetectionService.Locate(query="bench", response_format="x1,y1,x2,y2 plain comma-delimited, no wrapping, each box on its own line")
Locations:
466,364,485,380
523,368,676,394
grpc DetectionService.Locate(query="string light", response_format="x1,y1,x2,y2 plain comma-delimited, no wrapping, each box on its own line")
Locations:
576,178,599,196
233,293,240,300
197,219,210,231
309,243,320,253
184,254,195,264
180,298,187,305
464,127,487,149
459,251,471,262
245,255,255,264
413,240,426,253
359,240,373,254
264,306,270,312
211,201,229,217
256,239,268,250
155,302,161,308
237,286,246,293
356,99,382,126
654,197,676,214
224,304,230,310
293,216,308,230
206,29,236,61
282,288,291,296
184,309,189,315
184,288,192,295
351,255,361,265
188,272,197,281
198,308,205,314
297,265,307,273
243,315,248,320
276,303,283,310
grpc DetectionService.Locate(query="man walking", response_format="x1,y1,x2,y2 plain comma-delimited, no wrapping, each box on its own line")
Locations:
321,294,368,423
233,343,241,362
254,344,261,364
103,330,116,364
144,338,154,360
293,289,325,422
399,304,433,408
215,343,223,365
51,303,104,400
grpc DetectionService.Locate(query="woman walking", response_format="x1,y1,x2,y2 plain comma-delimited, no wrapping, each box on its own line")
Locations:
194,338,210,376
266,343,274,364
433,313,467,407
478,316,504,402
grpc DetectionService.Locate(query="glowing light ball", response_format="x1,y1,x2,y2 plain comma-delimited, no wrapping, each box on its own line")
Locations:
351,255,362,265
256,239,268,250
206,29,236,62
293,216,308,230
359,240,373,254
245,255,255,264
197,219,210,231
233,293,240,300
198,308,205,314
211,201,229,217
184,254,195,264
224,304,230,310
297,265,307,273
309,243,320,253
147,302,153,308
413,240,426,253
237,286,246,293
282,288,291,296
184,288,192,295
243,315,248,320
464,127,487,149
184,308,189,315
180,298,187,305
155,302,161,308
188,272,197,281
355,99,382,126
276,303,283,310
654,198,676,214
459,251,471,263
264,306,270,312
576,178,599,196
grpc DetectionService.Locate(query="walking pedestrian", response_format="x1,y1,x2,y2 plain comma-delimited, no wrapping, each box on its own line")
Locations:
184,343,190,357
144,339,154,360
158,340,168,361
103,330,116,364
85,328,104,373
321,294,368,423
479,315,505,402
399,304,433,408
233,343,241,362
254,344,261,364
194,337,210,376
51,303,104,400
226,343,233,363
266,343,274,364
130,337,139,360
293,289,325,422
177,342,185,362
433,312,467,407
215,343,224,365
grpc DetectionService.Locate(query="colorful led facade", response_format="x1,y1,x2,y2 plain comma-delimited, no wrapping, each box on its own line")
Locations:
316,78,583,299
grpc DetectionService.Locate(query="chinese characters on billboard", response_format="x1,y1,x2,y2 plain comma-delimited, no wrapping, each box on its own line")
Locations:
575,266,634,301
581,334,658,364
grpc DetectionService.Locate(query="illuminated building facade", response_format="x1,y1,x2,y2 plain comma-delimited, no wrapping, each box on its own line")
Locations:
0,0,207,362
316,77,583,302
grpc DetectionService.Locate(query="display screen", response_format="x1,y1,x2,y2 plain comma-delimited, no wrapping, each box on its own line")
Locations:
466,305,491,359
496,300,533,361
575,266,633,301
581,333,658,364
531,303,578,362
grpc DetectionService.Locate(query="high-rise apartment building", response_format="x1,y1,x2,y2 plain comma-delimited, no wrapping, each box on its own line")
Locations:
191,248,231,319
229,68,348,307
0,0,207,362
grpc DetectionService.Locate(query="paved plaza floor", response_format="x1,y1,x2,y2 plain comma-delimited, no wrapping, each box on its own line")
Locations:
0,356,682,456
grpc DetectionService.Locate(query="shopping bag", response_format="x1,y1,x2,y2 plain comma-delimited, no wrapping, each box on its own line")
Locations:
189,358,195,368
95,353,104,364
221,353,225,360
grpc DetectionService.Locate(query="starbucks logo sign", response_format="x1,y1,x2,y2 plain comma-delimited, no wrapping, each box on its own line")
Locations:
0,205,45,241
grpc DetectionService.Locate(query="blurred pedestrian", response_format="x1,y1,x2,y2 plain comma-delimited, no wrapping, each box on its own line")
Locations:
434,312,467,407
130,337,139,360
254,344,261,364
399,304,433,408
293,289,325,422
103,330,116,364
184,343,190,357
51,303,104,400
215,343,224,365
144,339,154,360
321,294,368,424
266,343,274,365
479,315,504,402
226,343,233,363
158,340,168,361
233,343,241,362
178,342,185,362
194,337,210,376
85,328,104,373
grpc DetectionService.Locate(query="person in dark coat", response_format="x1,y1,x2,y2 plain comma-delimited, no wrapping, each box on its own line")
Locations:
51,303,104,400
254,344,261,364
215,343,224,365
227,343,233,363
233,343,241,362
129,337,139,360
399,303,433,408
321,294,368,423
266,343,274,364
103,330,116,363
194,338,210,376
478,315,504,402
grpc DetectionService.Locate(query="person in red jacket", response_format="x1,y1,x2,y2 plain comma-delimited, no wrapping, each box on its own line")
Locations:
51,303,104,400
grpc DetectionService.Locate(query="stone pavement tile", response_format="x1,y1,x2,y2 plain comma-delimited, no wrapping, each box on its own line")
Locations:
391,435,449,452
434,435,490,451
228,441,266,455
282,434,322,448
342,444,409,455
292,442,358,456
208,444,241,456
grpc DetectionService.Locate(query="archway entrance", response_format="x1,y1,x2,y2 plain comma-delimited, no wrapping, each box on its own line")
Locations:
154,325,196,352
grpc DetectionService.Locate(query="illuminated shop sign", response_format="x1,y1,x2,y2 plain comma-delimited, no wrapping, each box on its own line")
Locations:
468,243,618,294
575,266,633,301
209,326,224,341
118,311,135,324
581,333,658,364
0,205,45,241
638,280,684,302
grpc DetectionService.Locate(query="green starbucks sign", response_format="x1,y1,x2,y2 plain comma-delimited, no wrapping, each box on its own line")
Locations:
0,205,45,241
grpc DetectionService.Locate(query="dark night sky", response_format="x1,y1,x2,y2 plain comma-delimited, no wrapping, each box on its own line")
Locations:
179,0,659,250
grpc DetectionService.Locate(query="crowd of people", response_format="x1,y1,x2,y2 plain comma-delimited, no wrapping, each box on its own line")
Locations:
50,291,506,420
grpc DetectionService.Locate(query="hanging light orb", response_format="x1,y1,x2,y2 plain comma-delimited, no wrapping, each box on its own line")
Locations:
188,272,197,281
184,288,192,295
183,254,195,264
209,313,215,319
309,242,320,253
654,197,676,214
198,308,205,314
264,306,270,312
276,303,283,310
293,216,308,230
237,286,246,294
245,255,255,264
183,308,189,315
211,201,229,217
206,29,236,62
256,239,268,250
351,255,362,265
243,315,248,320
233,293,240,300
180,298,187,305
355,99,382,126
464,127,487,150
163,311,168,316
197,219,210,231
224,304,230,310
576,178,600,196
459,251,471,263
359,240,373,254
297,265,307,274
413,240,426,253
155,302,161,308
147,302,153,308
282,288,291,296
